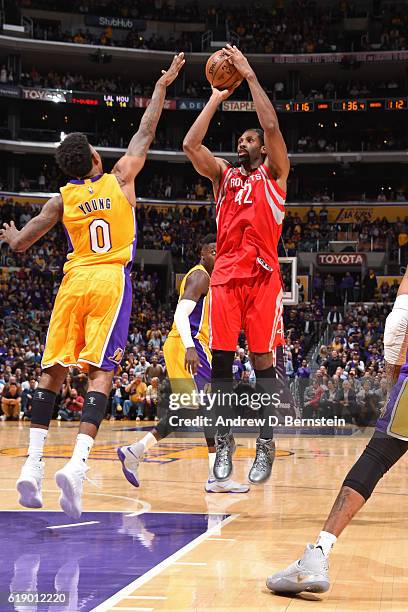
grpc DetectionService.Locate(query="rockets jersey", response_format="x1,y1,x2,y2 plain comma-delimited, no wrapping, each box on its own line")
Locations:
168,264,210,347
211,163,286,286
60,173,137,274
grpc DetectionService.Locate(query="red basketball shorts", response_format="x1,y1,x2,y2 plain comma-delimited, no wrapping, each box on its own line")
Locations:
209,270,284,353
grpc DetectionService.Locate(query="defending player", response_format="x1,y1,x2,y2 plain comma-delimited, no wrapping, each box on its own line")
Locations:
117,235,249,493
0,53,185,519
183,45,290,484
266,269,408,594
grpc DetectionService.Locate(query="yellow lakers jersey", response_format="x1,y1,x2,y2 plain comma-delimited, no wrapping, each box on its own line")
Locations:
60,173,137,273
169,264,210,346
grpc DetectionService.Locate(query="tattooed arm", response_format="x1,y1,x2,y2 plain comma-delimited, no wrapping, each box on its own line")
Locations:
112,53,185,205
0,195,63,252
384,361,402,393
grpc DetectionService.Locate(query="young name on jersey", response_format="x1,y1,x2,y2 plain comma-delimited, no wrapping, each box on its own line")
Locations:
78,198,111,216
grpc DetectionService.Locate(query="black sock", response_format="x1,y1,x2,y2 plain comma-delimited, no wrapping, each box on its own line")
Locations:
31,388,57,428
211,350,235,436
254,366,278,439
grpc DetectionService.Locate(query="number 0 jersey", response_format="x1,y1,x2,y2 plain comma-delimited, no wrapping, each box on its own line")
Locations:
211,163,286,286
60,173,137,274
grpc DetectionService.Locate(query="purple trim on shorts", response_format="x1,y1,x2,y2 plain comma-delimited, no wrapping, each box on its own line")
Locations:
193,338,211,393
69,173,103,185
376,374,406,433
63,224,74,255
100,268,132,371
189,297,204,335
126,207,138,271
401,350,408,375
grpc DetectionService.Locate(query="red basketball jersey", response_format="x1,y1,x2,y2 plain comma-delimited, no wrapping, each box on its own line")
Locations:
211,163,286,286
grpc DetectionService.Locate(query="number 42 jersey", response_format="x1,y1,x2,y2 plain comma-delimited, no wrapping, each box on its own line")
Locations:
60,173,137,274
212,163,286,286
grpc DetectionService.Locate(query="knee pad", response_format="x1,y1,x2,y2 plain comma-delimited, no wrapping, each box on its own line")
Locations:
31,388,56,428
343,434,408,500
81,392,108,429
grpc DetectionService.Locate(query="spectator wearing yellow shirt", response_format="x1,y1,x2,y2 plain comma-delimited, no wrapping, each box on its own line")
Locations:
194,179,206,199
398,229,408,260
124,375,147,421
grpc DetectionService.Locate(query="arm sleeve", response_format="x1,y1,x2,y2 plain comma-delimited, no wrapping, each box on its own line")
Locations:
174,299,197,349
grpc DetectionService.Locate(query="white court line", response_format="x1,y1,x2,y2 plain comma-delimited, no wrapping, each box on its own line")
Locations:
47,521,100,529
126,596,167,600
111,608,153,611
174,562,207,566
89,513,239,612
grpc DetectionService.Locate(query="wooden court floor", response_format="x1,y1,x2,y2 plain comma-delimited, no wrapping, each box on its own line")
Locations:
1,421,408,612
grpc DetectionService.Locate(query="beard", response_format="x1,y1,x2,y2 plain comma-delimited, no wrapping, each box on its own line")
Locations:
237,151,250,165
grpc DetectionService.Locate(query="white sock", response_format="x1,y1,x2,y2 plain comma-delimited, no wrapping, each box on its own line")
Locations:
134,432,157,452
208,452,216,478
315,530,337,557
27,428,48,463
71,434,94,465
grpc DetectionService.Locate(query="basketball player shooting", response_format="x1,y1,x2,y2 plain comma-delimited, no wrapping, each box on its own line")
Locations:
183,45,290,485
267,269,408,595
0,53,185,519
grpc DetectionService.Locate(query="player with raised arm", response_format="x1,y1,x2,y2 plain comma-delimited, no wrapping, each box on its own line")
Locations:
0,53,185,519
183,45,290,485
267,268,408,595
117,235,249,493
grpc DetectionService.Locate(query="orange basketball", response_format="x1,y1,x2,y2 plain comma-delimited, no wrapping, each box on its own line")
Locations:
205,49,243,90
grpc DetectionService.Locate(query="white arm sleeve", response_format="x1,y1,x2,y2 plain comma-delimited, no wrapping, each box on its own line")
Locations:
174,299,197,349
384,294,408,365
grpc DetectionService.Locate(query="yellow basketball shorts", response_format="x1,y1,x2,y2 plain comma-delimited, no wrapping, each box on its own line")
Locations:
42,264,132,372
163,336,211,396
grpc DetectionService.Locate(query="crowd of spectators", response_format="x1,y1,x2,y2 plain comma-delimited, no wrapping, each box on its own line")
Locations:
22,0,408,54
2,198,407,269
0,251,177,420
19,0,203,22
295,132,407,154
295,302,391,426
0,192,403,427
283,207,408,261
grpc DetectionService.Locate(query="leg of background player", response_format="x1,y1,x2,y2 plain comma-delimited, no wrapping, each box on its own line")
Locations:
266,433,408,594
118,407,249,493
16,363,67,509
54,367,114,519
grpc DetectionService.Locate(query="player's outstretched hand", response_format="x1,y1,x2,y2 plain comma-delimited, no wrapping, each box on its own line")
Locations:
210,86,233,103
222,44,254,80
159,52,185,87
185,347,201,376
0,221,20,250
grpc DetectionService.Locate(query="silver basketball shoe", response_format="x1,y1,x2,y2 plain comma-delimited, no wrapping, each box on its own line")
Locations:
266,544,330,594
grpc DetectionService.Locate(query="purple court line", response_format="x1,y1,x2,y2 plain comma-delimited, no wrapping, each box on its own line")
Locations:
89,512,238,612
0,511,235,612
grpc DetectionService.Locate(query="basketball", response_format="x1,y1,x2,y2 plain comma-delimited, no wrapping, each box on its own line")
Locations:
205,49,243,90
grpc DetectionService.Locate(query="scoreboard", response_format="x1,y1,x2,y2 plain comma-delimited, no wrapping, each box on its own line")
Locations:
276,98,408,113
7,87,408,113
70,93,131,108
